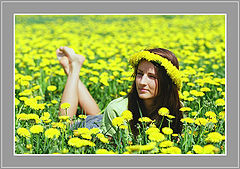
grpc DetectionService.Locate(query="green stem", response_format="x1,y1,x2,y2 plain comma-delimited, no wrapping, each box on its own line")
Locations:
37,134,40,154
196,125,205,145
18,104,24,114
159,116,165,131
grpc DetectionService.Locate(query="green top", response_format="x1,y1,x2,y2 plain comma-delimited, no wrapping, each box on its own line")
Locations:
100,97,128,137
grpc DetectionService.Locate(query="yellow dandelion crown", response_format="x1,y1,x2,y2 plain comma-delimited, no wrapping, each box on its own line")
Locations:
129,51,182,90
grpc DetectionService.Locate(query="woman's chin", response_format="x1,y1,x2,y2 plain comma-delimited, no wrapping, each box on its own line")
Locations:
138,94,151,100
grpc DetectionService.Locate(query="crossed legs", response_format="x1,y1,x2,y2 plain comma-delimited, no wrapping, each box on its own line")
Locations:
57,47,100,119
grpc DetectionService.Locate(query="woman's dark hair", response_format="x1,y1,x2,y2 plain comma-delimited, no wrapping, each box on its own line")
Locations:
127,48,183,136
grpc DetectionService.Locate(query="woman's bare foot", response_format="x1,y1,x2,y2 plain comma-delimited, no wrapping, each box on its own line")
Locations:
59,46,85,66
57,47,85,75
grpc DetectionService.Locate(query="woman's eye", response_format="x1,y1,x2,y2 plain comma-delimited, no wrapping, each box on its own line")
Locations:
149,75,157,79
136,72,143,76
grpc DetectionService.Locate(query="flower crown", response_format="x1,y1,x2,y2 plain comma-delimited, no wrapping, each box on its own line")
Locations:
129,51,182,90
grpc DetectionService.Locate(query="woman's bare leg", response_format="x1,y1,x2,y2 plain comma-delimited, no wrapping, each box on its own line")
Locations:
57,48,100,116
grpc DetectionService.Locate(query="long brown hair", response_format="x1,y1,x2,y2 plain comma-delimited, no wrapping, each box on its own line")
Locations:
128,48,183,136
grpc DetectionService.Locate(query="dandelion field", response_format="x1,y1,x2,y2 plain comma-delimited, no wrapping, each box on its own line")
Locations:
15,15,225,154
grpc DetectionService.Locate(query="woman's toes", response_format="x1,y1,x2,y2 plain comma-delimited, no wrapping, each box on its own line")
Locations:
60,46,75,58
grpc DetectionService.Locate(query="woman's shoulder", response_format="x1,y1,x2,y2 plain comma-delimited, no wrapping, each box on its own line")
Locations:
105,96,128,115
107,96,128,106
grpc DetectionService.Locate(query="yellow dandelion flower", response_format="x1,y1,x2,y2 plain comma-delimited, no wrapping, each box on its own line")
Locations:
172,133,178,137
59,116,70,121
16,113,28,121
89,77,99,83
121,110,133,121
51,122,66,130
68,137,81,147
193,145,204,154
162,127,173,135
166,114,175,119
126,145,141,152
27,114,40,122
212,64,219,69
60,103,71,109
81,133,92,140
219,111,225,119
119,125,128,129
61,148,69,154
191,112,198,116
41,112,51,122
187,97,195,101
187,82,195,87
112,117,124,127
205,132,224,143
148,132,165,142
19,89,32,96
45,128,60,139
42,112,50,119
182,91,190,97
200,87,211,92
99,137,109,144
138,117,152,123
205,111,216,118
159,140,174,148
194,118,208,126
190,90,205,97
145,127,160,135
140,142,157,151
73,139,95,147
17,127,30,138
96,133,105,138
203,144,220,154
119,91,127,96
35,96,43,100
180,107,192,112
96,149,115,154
79,115,87,119
47,85,57,91
32,85,40,90
51,100,58,104
73,128,90,136
181,118,195,124
26,144,33,150
158,107,170,116
43,119,52,124
208,117,218,124
15,98,20,106
90,128,100,135
215,99,225,106
30,125,44,134
161,146,181,154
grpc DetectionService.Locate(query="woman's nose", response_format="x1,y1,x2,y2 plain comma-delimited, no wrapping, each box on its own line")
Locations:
139,75,148,85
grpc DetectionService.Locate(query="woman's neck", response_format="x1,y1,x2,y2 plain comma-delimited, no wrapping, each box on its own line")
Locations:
143,99,154,114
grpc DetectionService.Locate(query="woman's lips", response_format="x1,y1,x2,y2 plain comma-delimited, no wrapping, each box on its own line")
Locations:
139,88,149,93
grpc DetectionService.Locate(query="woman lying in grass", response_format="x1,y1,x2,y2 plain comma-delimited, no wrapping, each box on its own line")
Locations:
57,46,183,139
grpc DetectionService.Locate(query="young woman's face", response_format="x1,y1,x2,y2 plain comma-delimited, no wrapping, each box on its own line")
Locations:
135,60,159,102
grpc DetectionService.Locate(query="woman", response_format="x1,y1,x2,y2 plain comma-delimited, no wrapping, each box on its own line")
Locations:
57,46,183,137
